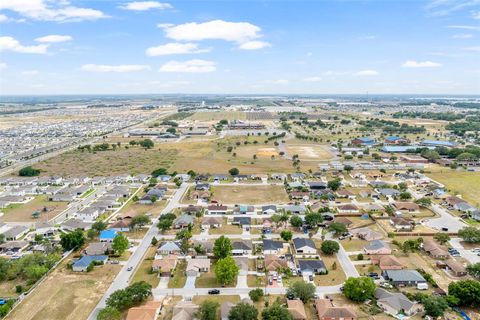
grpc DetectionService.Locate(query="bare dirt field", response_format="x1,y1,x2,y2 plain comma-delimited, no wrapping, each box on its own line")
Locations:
285,144,334,160
210,185,289,204
189,111,246,121
5,259,121,320
0,195,68,223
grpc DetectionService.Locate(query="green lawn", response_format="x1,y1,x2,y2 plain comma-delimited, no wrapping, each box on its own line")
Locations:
130,246,159,287
168,261,187,289
427,170,480,206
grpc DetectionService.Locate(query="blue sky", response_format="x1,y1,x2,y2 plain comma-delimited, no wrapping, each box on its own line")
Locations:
0,0,479,95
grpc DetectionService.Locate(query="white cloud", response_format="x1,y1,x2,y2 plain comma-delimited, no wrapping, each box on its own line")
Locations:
452,33,473,39
0,62,6,69
238,40,271,50
0,36,48,54
35,34,72,43
22,70,39,75
447,25,480,31
0,13,8,22
303,76,322,82
159,59,216,73
464,46,480,52
474,11,480,19
157,23,174,29
358,35,377,40
0,0,106,22
402,60,442,68
355,70,379,76
81,64,150,72
265,79,289,84
146,42,209,56
162,20,269,49
425,0,479,17
120,1,172,11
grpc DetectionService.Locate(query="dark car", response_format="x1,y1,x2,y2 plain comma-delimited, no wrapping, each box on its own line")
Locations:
309,275,314,281
367,273,380,279
208,289,220,295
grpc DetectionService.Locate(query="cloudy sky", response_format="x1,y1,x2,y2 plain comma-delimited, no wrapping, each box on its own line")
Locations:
0,0,479,95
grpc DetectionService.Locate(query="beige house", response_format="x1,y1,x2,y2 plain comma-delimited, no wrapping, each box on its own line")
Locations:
186,258,210,276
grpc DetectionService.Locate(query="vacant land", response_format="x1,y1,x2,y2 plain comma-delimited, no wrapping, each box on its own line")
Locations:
426,170,480,206
208,223,242,235
0,195,68,223
211,185,288,204
6,259,121,320
189,111,246,121
285,144,334,160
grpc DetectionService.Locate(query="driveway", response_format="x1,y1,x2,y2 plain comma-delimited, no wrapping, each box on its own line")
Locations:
237,275,248,288
184,275,197,289
449,238,480,264
157,277,169,289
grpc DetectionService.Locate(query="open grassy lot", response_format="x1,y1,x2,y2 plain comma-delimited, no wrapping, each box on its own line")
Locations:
211,185,288,204
189,111,246,121
168,261,186,289
339,239,368,252
247,275,267,287
208,223,242,235
36,146,178,177
426,170,480,206
5,258,121,320
130,246,159,288
118,198,167,220
0,195,68,223
285,144,334,160
195,269,237,288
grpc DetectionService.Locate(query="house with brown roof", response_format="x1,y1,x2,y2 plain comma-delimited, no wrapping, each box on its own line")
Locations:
337,204,359,214
314,299,357,320
393,202,420,212
201,216,222,229
335,190,356,199
287,300,307,320
389,217,413,231
207,204,228,215
370,255,403,271
422,239,449,259
152,255,178,276
264,255,288,271
332,216,353,227
441,259,467,277
126,300,162,320
350,227,383,241
172,301,199,320
445,196,466,207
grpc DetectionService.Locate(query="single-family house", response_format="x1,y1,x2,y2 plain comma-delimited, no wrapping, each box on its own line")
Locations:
337,204,359,214
201,216,222,229
99,230,117,242
363,240,391,255
207,204,228,215
233,205,255,214
283,204,306,214
336,190,355,199
172,301,199,320
125,300,162,320
370,255,403,271
443,259,467,277
422,239,449,259
287,300,307,320
85,242,113,256
293,238,317,255
233,216,251,227
173,214,194,229
152,255,178,276
1,225,29,241
264,255,288,271
350,227,383,241
314,299,357,320
72,255,108,272
383,269,427,287
375,288,421,316
262,239,286,255
109,219,130,232
389,217,414,231
186,258,210,276
393,202,420,212
0,241,29,254
157,241,182,255
232,240,252,256
61,219,92,231
262,205,277,214
298,259,327,275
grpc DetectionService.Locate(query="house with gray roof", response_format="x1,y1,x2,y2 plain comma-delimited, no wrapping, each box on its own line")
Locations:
157,241,182,255
263,239,285,254
298,259,327,275
375,288,422,316
283,204,306,214
292,238,317,255
173,214,194,229
232,240,252,256
1,225,29,241
383,269,427,287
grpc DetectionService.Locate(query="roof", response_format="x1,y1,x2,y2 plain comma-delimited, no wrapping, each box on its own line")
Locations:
371,255,403,270
263,239,284,251
293,237,316,250
99,230,117,240
445,258,466,273
186,258,210,272
422,139,456,147
152,255,178,271
126,301,162,320
298,259,326,271
384,269,426,282
158,241,181,252
381,146,418,153
364,240,390,251
394,202,420,211
232,240,252,250
233,216,251,225
85,242,112,255
287,300,307,320
264,255,288,270
351,227,383,241
375,288,415,312
73,255,108,268
207,204,228,211
2,225,28,238
201,216,222,225
174,214,194,225
314,299,356,319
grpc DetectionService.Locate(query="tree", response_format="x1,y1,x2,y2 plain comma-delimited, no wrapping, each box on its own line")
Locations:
399,192,412,200
213,236,233,259
287,280,316,303
290,215,303,228
229,168,240,176
131,214,151,229
466,263,480,279
280,230,293,242
92,221,107,232
19,166,40,177
166,127,176,134
151,167,168,177
321,240,340,255
434,233,451,245
139,139,154,149
248,288,264,302
458,227,480,243
228,302,258,320
197,300,218,320
423,296,449,317
106,281,152,311
261,303,293,320
60,230,85,251
215,256,239,285
0,234,4,244
112,233,129,255
415,197,431,207
329,222,347,236
327,179,341,191
97,307,122,320
448,280,480,307
157,218,173,230
343,277,375,302
304,213,323,228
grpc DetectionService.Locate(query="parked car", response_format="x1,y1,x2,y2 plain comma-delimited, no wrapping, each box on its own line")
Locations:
380,282,393,289
208,289,220,294
127,266,133,271
367,273,380,279
309,275,314,281
441,227,449,232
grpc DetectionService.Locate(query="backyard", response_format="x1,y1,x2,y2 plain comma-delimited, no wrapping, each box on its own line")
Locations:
0,195,68,223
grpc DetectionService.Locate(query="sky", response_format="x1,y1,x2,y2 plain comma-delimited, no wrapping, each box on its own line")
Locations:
0,0,479,95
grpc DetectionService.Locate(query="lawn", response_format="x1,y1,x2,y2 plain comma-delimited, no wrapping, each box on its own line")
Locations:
211,185,288,204
315,254,346,286
427,170,480,206
168,261,186,289
0,195,68,223
5,258,121,320
195,269,237,288
339,239,368,252
208,223,242,235
247,275,267,287
130,246,159,288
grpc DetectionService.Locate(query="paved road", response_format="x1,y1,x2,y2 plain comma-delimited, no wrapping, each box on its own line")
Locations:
88,183,189,320
326,234,360,278
424,203,467,233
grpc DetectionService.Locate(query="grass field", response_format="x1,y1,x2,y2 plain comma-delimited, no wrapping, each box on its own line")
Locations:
189,111,246,121
195,269,237,288
426,170,480,206
6,259,121,320
168,261,186,288
130,246,159,287
211,185,288,204
0,195,68,223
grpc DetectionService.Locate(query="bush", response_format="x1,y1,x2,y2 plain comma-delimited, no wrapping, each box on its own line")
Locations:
357,253,364,261
249,288,264,302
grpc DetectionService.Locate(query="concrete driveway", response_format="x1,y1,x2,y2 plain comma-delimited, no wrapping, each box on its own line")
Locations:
236,275,248,288
157,277,169,289
184,275,197,289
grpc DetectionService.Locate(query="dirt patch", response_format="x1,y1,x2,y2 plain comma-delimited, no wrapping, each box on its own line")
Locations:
256,148,279,157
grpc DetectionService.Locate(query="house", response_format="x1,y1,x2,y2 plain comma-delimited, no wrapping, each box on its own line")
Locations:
264,255,288,271
126,300,162,320
0,241,29,254
384,136,410,145
233,205,255,214
175,174,190,182
291,173,306,181
308,181,327,190
262,205,277,214
293,238,317,255
262,239,286,255
332,216,353,227
298,259,327,275
335,190,355,199
99,230,117,242
422,239,449,259
350,227,383,241
283,204,306,214
375,288,421,316
207,204,228,215
287,300,307,320
191,240,214,256
233,216,251,227
351,137,375,146
383,269,427,287
157,241,182,255
393,202,420,212
455,202,476,212
172,301,199,320
201,216,222,229
377,188,400,198
314,299,357,320
189,190,209,201
61,219,92,231
442,259,467,277
186,258,210,276
445,196,466,207
337,204,359,214
1,225,29,241
421,140,457,148
221,299,254,320
232,240,252,256
173,214,194,229
76,207,100,222
182,205,203,215
34,221,55,237
72,255,108,272
291,191,310,201
370,255,403,271
109,219,130,232
152,255,178,276
363,240,391,255
85,242,112,256
271,173,287,181
471,209,480,221
389,217,413,231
